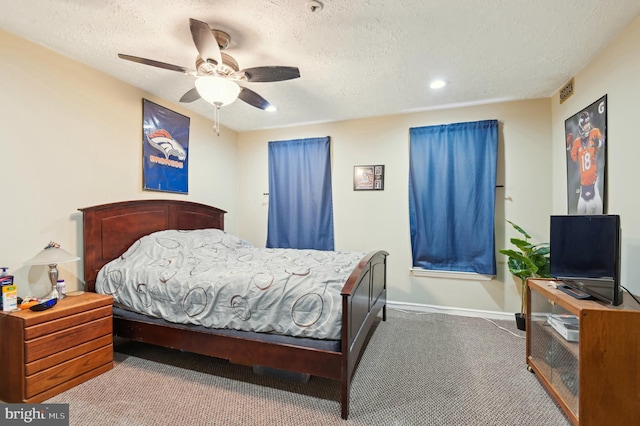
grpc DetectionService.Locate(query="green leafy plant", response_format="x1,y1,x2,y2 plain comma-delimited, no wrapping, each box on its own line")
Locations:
499,220,551,313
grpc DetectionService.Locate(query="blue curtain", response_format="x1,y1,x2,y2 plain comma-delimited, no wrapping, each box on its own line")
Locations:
409,120,498,275
267,136,334,250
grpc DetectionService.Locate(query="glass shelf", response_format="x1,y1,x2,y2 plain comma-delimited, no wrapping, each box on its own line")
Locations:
529,288,579,416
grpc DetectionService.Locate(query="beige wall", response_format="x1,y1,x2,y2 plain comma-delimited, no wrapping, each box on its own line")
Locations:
551,14,640,297
0,30,239,297
238,99,553,314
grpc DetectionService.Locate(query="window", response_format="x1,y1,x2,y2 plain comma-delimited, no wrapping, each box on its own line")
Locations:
266,136,334,250
409,120,498,275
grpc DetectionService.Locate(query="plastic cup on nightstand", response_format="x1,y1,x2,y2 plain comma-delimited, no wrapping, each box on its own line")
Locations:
56,279,66,299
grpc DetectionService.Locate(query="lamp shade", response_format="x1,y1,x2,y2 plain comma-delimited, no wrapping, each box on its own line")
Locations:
195,76,241,106
26,243,80,266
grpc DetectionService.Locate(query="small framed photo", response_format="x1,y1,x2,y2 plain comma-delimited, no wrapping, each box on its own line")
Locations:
354,165,384,191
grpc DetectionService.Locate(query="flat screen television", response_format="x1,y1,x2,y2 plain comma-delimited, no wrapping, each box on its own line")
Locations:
550,214,622,305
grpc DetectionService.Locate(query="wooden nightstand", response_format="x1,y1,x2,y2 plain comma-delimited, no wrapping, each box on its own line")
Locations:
0,292,113,403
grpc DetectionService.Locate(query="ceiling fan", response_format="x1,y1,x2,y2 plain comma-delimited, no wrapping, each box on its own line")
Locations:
118,18,301,113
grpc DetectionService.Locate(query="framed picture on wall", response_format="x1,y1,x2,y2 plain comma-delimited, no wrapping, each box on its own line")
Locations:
354,165,384,190
564,95,607,214
142,99,190,194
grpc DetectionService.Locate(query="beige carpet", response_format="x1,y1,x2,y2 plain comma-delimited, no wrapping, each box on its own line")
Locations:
46,310,571,425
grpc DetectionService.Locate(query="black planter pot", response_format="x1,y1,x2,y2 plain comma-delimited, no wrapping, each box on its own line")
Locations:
515,313,526,331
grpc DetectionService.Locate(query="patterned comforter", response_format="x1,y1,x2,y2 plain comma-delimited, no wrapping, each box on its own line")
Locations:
95,229,365,340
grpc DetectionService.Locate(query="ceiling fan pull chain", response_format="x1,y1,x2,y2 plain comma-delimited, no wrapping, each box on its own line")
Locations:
213,102,222,136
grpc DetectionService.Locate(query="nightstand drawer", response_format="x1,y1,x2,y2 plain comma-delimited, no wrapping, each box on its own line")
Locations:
25,316,112,362
25,344,113,399
25,334,113,375
24,305,112,340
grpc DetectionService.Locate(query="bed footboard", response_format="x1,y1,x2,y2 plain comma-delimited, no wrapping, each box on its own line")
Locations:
340,250,388,419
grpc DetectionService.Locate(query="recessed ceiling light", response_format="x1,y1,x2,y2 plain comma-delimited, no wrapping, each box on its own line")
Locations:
266,105,277,112
430,79,447,89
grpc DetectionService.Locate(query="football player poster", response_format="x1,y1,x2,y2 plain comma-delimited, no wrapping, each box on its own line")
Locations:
564,95,607,215
142,99,190,194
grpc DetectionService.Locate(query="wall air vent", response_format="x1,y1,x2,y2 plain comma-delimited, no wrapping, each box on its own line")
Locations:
559,78,574,104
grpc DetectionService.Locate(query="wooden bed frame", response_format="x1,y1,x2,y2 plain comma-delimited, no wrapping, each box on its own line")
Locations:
79,199,388,419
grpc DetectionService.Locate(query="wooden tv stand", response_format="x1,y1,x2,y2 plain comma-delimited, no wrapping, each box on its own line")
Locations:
526,278,640,426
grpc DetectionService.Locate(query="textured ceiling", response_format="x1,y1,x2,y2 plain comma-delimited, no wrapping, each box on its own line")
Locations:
1,1,639,132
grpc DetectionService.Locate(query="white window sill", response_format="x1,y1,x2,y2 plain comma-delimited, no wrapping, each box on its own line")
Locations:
410,268,494,281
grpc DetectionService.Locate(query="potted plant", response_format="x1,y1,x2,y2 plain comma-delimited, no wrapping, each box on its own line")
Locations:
499,220,551,330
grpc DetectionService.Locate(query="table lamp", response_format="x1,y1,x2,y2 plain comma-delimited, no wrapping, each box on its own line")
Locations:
26,241,80,298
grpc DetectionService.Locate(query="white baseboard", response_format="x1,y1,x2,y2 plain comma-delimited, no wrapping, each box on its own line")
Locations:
387,300,515,321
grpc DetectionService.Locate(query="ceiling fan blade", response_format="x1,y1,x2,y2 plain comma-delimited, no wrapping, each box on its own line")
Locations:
179,87,201,103
118,54,194,74
241,66,301,82
238,87,273,110
189,18,222,65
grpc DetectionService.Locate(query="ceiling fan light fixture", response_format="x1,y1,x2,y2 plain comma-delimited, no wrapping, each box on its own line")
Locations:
195,76,241,106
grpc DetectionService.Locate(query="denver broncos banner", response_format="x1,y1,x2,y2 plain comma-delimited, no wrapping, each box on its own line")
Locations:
142,99,190,194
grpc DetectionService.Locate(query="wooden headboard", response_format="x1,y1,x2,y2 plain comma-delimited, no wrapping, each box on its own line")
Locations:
79,200,226,292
